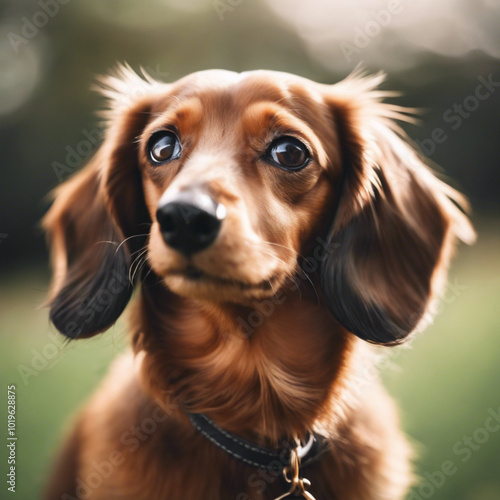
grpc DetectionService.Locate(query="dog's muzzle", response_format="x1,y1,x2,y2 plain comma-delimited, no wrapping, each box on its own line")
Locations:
156,189,226,256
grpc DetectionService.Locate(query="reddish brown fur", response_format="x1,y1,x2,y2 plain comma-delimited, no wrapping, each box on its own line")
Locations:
43,67,474,499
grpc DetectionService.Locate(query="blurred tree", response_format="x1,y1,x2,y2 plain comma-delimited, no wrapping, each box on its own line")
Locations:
0,0,498,272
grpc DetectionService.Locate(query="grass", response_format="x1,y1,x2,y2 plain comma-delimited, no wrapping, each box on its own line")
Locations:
383,224,500,500
0,223,499,500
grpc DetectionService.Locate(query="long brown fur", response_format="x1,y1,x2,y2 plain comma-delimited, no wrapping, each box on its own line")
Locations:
43,66,475,500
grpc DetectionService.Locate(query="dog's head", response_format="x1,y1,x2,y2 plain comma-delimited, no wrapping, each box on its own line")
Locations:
44,66,474,344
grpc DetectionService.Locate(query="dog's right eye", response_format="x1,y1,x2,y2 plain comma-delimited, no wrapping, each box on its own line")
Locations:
147,131,182,165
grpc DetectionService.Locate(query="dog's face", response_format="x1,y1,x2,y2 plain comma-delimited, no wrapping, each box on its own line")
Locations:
140,71,339,303
44,67,474,344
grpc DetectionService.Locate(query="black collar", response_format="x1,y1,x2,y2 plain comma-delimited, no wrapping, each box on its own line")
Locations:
188,413,329,473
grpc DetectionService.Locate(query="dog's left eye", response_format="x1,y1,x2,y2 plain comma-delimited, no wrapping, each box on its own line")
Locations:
265,136,310,171
147,131,182,165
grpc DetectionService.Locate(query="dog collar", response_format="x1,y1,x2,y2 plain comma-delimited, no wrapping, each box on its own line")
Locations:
187,412,329,473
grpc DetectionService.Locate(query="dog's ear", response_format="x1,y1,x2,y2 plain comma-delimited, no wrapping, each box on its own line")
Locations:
43,156,133,339
43,66,160,339
319,73,475,345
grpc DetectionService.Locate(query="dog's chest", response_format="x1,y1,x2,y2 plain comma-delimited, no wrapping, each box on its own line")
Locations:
81,402,341,500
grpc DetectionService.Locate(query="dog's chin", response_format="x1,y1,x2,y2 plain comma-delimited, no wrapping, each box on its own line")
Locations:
161,267,282,304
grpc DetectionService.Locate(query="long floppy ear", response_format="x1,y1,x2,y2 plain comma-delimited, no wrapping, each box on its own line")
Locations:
43,65,161,339
320,73,476,345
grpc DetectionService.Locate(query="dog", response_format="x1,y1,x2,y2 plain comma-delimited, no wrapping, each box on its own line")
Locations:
43,66,475,500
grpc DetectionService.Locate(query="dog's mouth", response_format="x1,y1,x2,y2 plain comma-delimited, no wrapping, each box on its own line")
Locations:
167,266,277,291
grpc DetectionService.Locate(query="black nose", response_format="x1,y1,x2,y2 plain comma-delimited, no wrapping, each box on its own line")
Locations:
156,191,226,256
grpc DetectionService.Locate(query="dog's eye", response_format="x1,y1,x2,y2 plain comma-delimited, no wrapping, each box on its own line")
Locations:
147,131,182,165
265,136,310,171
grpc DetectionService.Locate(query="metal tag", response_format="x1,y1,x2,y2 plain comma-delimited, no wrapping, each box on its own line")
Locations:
273,441,317,500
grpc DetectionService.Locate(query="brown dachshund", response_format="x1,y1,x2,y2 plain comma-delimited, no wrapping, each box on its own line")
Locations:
43,66,475,500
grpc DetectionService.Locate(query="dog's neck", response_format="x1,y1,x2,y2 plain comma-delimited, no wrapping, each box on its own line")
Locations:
132,275,354,445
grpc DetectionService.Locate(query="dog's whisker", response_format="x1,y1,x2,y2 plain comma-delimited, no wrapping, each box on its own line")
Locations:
241,241,315,301
131,258,146,283
136,253,151,281
247,241,319,302
301,270,320,305
130,257,142,283
115,234,150,254
262,240,297,256
243,239,297,269
140,265,154,284
129,247,148,283
130,244,150,258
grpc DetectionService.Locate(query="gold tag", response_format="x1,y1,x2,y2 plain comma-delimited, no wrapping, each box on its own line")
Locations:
273,445,317,500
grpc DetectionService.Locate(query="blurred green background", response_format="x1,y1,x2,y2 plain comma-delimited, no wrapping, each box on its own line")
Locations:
0,0,499,499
